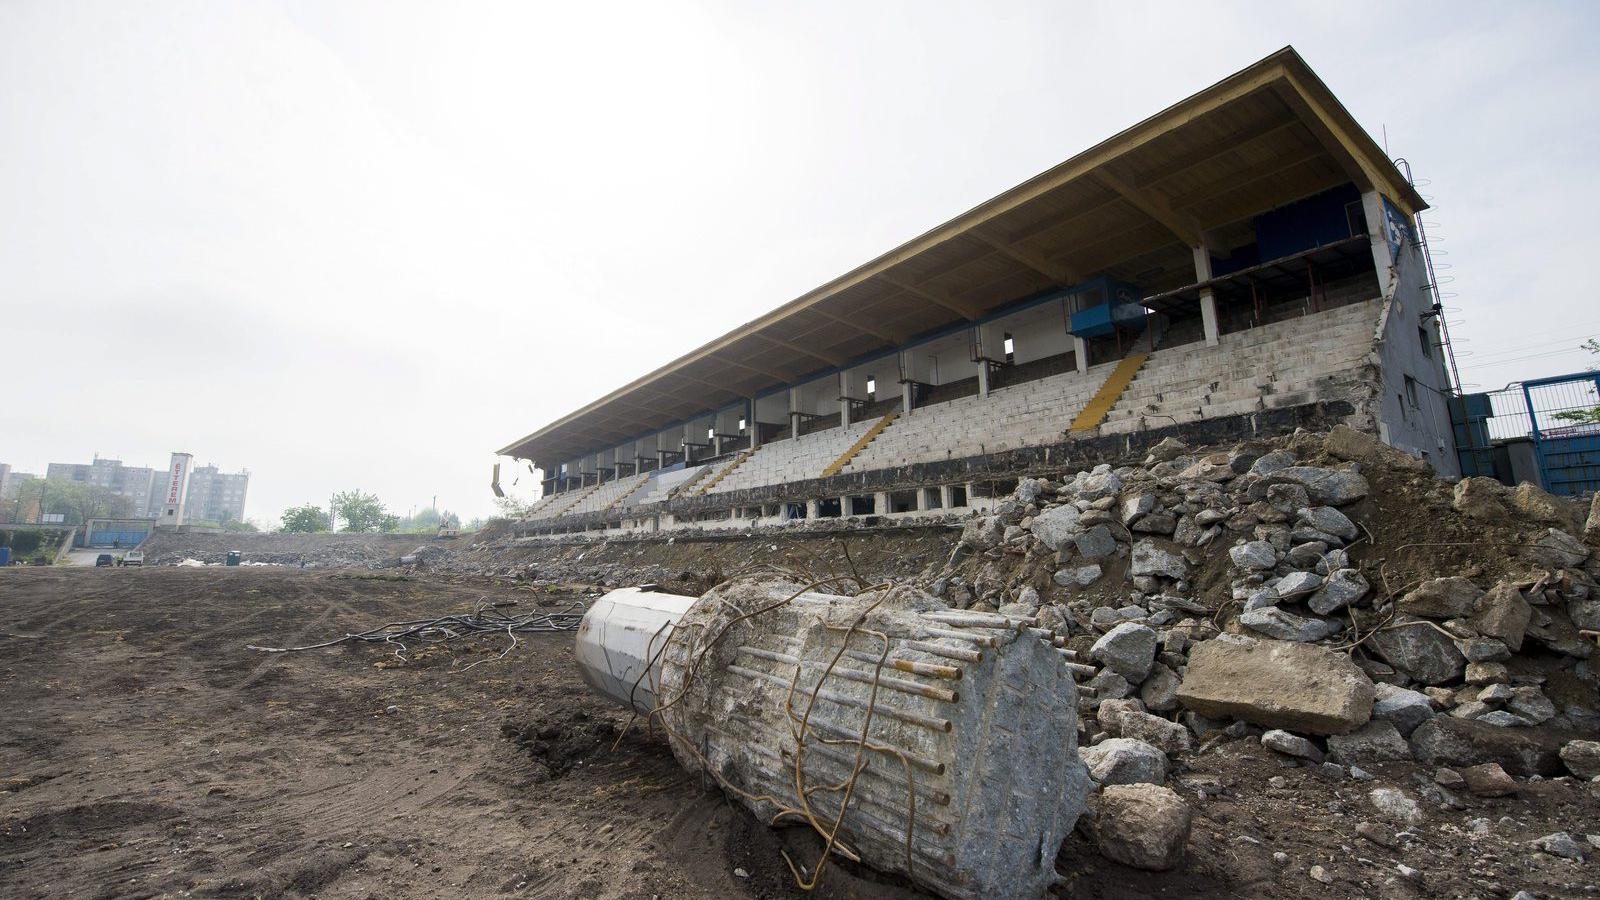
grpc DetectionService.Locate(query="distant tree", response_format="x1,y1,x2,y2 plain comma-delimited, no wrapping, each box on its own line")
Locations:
281,503,331,533
220,518,260,533
332,490,392,533
37,479,131,525
494,495,536,519
463,517,487,532
1553,339,1600,426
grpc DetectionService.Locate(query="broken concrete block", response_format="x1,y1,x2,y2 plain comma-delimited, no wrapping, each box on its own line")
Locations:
1081,737,1168,786
1408,717,1567,776
1371,683,1434,737
1398,576,1484,619
1261,729,1323,761
1229,540,1277,571
1326,720,1411,764
1176,635,1374,735
1095,784,1192,871
1307,568,1368,615
1471,583,1532,652
1238,607,1341,642
1368,616,1465,685
1130,540,1187,579
1028,504,1083,552
1091,623,1158,683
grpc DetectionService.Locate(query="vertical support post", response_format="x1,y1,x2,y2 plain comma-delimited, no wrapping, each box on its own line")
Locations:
1193,244,1219,347
900,350,921,413
1361,190,1396,298
939,484,954,509
874,491,889,515
788,387,802,438
805,498,820,520
1073,335,1089,374
839,370,854,427
748,397,759,450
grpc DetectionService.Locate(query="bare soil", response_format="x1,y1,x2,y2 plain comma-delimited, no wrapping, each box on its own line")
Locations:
2,567,1594,899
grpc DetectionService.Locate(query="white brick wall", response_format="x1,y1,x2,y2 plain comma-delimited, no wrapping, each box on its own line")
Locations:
705,419,878,494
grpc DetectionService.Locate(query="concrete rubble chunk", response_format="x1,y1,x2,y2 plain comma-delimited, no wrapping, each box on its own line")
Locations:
1028,504,1083,552
1229,540,1278,571
1367,787,1423,825
1531,832,1585,862
1143,437,1189,465
1371,684,1435,737
1091,623,1159,683
1261,729,1323,761
1250,450,1297,477
1307,568,1368,615
1398,577,1485,619
1511,482,1576,528
1471,583,1532,652
1054,564,1103,588
1120,493,1156,525
1326,720,1412,764
1270,466,1369,505
1076,471,1124,501
1507,686,1555,725
1453,477,1511,521
1368,616,1466,685
1586,492,1600,544
1081,738,1168,786
1323,423,1380,461
1560,740,1600,779
1074,525,1118,560
1176,636,1375,735
1299,506,1358,541
1097,699,1193,753
1095,784,1192,871
1274,570,1322,599
1460,762,1518,797
1139,663,1181,713
1238,607,1342,643
1130,540,1187,579
1408,717,1568,776
1531,527,1589,569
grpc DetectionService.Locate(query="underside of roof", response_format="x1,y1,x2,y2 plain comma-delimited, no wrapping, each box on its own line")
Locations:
500,46,1425,468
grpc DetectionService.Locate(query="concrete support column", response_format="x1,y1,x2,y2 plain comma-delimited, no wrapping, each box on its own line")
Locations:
1193,245,1219,347
839,495,850,516
874,491,890,515
839,370,855,427
1073,335,1089,374
805,499,820,520
900,350,928,413
748,397,760,450
915,488,930,512
788,387,802,437
940,485,954,509
1361,190,1397,298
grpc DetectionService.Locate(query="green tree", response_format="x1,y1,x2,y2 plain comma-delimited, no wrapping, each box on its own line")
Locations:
1553,339,1600,426
36,478,131,525
331,490,392,533
280,503,331,533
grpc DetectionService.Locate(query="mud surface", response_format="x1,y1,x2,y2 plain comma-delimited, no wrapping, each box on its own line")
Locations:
2,567,1593,898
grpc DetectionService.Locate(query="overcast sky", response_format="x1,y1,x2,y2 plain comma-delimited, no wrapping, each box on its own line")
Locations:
4,1,1597,524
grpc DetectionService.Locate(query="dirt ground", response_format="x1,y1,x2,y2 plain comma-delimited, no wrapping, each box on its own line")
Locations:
2,567,1594,899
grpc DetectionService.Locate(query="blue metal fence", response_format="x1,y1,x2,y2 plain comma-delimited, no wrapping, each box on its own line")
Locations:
1453,371,1600,496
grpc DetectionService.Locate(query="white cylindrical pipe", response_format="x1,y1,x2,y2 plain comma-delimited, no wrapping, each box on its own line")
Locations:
574,587,695,716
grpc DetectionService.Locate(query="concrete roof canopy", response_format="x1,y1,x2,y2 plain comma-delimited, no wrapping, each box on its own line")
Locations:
499,46,1424,470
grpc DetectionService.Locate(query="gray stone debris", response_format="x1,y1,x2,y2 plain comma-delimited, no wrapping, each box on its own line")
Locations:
1028,504,1083,552
1560,740,1600,779
1139,663,1181,713
1471,583,1532,652
1270,466,1369,505
1176,636,1375,735
1094,784,1193,871
1299,506,1358,541
1091,623,1159,683
1239,606,1342,643
1274,570,1322,599
1399,576,1485,619
1307,568,1368,615
1229,540,1278,571
1262,729,1323,761
1097,699,1194,753
1081,737,1168,786
1530,832,1585,862
1368,616,1466,685
1053,564,1103,587
1371,684,1434,737
1326,720,1412,764
1367,787,1423,825
1532,527,1589,569
1130,540,1187,580
1074,525,1118,560
1460,762,1518,797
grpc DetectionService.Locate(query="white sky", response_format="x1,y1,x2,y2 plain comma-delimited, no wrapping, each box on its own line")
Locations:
3,1,1598,524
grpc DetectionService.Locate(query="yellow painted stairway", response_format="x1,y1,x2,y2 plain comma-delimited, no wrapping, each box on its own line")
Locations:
821,412,898,477
1069,353,1149,433
694,449,754,496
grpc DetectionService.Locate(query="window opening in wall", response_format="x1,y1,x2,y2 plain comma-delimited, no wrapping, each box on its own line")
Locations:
889,490,917,514
1345,201,1367,238
1404,375,1419,409
866,376,876,399
738,417,747,431
849,495,875,516
786,502,807,520
949,484,968,508
817,498,842,518
1003,334,1015,365
1418,326,1433,358
923,487,943,510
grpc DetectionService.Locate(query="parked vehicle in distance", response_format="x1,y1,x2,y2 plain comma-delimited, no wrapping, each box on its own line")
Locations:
95,554,115,567
121,550,144,567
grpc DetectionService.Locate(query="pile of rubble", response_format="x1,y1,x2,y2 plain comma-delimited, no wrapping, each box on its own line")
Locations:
932,425,1600,877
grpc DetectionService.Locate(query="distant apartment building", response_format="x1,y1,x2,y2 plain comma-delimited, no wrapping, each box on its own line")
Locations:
181,464,251,525
46,457,160,516
0,463,42,500
35,455,251,524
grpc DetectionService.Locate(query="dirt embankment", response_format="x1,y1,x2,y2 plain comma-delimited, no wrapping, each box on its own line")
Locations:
140,530,435,567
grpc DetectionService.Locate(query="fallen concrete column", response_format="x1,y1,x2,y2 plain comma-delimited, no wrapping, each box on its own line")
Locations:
576,578,1088,899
